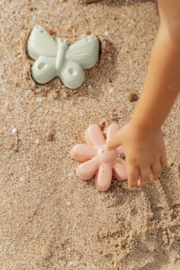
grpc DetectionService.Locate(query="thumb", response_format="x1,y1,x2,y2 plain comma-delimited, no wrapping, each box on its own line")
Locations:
107,129,122,150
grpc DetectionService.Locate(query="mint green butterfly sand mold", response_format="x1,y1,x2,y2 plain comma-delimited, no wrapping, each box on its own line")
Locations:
28,26,99,89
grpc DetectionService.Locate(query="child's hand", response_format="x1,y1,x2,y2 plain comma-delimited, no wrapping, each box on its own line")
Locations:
107,0,180,189
107,122,167,189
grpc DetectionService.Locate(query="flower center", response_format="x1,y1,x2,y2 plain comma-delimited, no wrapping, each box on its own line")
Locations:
98,144,118,164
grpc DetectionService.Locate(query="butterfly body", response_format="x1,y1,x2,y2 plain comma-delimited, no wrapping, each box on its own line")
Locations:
28,26,99,89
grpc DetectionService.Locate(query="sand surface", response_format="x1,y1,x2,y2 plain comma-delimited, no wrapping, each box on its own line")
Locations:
1,0,180,269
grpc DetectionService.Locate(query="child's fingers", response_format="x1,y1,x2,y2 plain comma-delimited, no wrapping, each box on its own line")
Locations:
138,167,151,186
127,163,139,189
107,130,121,151
160,152,167,167
150,161,162,181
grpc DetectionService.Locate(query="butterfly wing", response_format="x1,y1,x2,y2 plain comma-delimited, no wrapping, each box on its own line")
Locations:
59,60,85,89
31,56,57,84
65,36,99,69
28,26,58,60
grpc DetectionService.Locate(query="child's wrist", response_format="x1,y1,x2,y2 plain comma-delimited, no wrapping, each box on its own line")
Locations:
129,117,161,138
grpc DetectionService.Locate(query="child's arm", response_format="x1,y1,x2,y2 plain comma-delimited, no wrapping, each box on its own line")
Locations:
107,0,180,189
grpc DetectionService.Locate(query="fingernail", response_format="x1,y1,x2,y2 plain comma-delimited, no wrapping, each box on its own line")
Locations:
104,144,111,151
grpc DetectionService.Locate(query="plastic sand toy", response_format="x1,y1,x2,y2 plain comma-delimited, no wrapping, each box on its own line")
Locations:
71,124,127,191
28,26,99,89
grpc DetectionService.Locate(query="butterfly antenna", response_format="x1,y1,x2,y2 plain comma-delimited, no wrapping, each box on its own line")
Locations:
57,38,62,45
64,38,71,46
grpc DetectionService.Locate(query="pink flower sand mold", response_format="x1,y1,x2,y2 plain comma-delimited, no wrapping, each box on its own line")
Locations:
71,123,127,191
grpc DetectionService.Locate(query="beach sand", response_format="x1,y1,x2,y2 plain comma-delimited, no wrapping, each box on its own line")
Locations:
0,0,180,269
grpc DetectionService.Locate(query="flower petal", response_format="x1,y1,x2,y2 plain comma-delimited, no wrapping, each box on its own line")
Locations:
113,160,127,181
105,123,120,142
77,157,99,180
95,163,112,191
71,144,97,161
117,146,125,155
85,124,105,147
